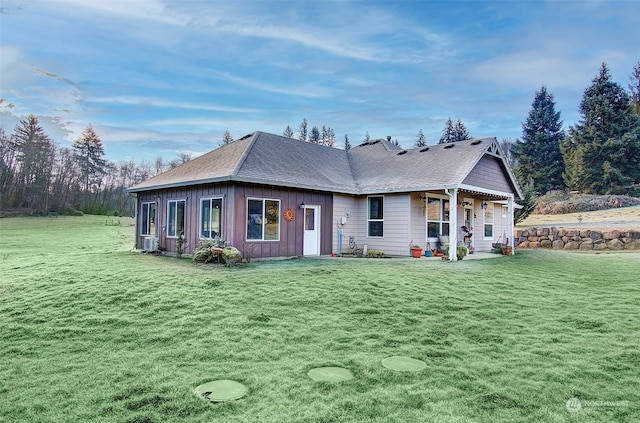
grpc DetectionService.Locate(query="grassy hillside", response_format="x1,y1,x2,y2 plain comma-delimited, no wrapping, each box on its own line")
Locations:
535,193,640,215
519,204,640,231
1,216,639,422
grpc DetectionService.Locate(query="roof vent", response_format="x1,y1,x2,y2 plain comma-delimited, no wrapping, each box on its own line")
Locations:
471,140,482,145
420,147,430,152
397,150,407,155
444,144,455,149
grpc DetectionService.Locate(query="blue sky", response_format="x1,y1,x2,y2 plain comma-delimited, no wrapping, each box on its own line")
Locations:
1,0,638,162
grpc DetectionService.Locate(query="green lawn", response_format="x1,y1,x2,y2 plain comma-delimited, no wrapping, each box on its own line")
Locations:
1,216,639,422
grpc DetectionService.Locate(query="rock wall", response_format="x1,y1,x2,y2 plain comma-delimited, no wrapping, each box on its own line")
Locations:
516,228,640,251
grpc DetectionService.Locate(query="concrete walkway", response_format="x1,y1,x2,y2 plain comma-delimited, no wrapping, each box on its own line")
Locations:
410,251,503,261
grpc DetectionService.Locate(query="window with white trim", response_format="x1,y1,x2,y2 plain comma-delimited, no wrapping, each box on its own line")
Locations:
484,203,494,239
426,197,450,238
167,199,185,238
247,198,280,241
367,196,384,237
141,202,156,236
200,197,222,239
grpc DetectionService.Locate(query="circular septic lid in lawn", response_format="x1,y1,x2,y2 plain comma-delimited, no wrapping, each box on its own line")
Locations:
194,380,248,402
307,367,354,383
382,356,427,372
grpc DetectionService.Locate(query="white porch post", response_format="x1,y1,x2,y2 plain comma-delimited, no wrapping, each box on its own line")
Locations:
448,188,458,261
508,195,515,255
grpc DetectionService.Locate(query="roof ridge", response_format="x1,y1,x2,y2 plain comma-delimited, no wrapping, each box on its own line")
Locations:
230,131,260,176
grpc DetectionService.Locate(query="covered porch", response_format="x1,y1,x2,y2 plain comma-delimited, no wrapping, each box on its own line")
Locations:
410,186,518,261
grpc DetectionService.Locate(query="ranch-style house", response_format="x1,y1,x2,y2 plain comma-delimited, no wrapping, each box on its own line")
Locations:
127,131,523,260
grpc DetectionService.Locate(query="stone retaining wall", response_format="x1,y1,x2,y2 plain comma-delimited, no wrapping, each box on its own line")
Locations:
516,228,640,251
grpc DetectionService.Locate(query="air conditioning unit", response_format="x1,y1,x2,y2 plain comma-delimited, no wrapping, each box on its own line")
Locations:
143,237,158,251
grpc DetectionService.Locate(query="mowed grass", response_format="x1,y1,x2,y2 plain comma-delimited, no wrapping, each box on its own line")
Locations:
1,216,639,423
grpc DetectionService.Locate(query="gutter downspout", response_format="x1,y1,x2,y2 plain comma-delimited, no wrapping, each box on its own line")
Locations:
132,193,138,250
445,187,458,261
508,195,515,255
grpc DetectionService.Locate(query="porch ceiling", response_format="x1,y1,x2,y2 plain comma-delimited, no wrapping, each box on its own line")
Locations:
458,188,511,201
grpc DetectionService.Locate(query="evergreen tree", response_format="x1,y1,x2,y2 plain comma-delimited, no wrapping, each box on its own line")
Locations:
320,125,335,146
499,139,515,167
512,86,565,193
629,61,640,117
283,125,294,138
363,132,371,143
439,117,455,143
453,119,472,141
0,127,18,206
221,130,234,145
12,114,56,212
73,124,106,193
514,181,537,223
414,129,426,147
321,125,329,144
309,126,320,143
297,118,308,141
561,63,640,193
344,134,351,150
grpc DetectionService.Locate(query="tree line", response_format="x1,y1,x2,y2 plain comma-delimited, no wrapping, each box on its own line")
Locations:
511,62,640,197
0,116,192,216
2,62,637,217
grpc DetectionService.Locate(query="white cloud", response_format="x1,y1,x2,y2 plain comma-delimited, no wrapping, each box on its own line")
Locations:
205,70,336,99
0,45,28,87
87,96,261,114
50,0,189,26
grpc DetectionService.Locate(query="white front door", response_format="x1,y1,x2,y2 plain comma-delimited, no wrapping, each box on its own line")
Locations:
464,205,474,247
303,205,320,255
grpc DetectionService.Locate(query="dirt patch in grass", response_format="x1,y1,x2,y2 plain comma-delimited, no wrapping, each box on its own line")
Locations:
518,205,640,232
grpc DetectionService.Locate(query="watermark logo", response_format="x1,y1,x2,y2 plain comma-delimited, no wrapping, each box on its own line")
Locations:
566,397,629,413
566,397,582,413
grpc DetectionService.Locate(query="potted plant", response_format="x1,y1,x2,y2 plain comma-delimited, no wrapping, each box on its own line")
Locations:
456,245,468,260
410,245,423,258
501,245,513,255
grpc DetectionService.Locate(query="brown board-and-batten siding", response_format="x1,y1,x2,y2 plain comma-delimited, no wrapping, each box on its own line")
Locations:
232,183,333,258
137,182,333,258
136,183,234,254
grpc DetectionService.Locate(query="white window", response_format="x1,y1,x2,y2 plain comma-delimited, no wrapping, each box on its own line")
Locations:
167,199,186,238
484,203,494,239
200,198,222,239
427,197,450,238
140,202,156,236
367,196,384,237
247,198,280,241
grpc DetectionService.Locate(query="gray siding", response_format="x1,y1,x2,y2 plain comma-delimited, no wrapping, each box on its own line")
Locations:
373,193,411,256
332,194,361,254
462,155,513,193
333,193,412,256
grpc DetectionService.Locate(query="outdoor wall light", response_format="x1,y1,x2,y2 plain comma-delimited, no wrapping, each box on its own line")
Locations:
299,202,305,209
481,201,488,209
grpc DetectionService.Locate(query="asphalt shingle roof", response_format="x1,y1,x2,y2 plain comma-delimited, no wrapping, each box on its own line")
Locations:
127,131,518,197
